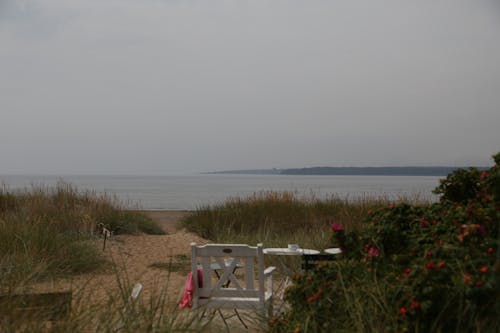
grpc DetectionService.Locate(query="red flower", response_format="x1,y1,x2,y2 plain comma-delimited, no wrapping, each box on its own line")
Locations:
399,307,408,317
367,209,373,215
425,262,435,270
426,251,433,258
410,301,421,310
389,203,395,209
307,289,323,303
402,268,412,278
480,266,488,274
487,247,494,254
306,295,317,303
474,281,484,287
464,274,472,284
438,261,446,268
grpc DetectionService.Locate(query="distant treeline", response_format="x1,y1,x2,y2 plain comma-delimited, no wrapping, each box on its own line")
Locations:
206,166,489,176
279,166,488,176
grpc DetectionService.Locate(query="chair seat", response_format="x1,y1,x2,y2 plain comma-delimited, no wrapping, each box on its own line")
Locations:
199,293,273,309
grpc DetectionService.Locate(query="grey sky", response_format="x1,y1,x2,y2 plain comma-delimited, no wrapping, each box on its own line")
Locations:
1,0,499,175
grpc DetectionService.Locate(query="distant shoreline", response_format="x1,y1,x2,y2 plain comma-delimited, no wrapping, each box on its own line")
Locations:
205,166,489,176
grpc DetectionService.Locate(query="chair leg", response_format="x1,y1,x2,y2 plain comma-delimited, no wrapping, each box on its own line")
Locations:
233,309,249,329
217,309,230,332
216,309,249,330
267,299,274,318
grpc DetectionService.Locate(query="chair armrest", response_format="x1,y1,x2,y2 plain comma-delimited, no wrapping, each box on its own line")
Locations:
264,266,276,276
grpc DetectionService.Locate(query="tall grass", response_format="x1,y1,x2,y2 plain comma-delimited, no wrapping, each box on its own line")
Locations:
182,191,428,250
0,182,163,284
0,262,207,332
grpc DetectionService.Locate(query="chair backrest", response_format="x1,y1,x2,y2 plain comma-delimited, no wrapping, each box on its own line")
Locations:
191,243,265,308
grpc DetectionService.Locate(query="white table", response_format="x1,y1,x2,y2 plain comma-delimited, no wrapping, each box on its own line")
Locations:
264,247,320,313
263,248,320,256
323,248,342,255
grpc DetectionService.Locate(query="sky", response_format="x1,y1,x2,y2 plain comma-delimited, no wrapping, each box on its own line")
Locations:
1,0,499,175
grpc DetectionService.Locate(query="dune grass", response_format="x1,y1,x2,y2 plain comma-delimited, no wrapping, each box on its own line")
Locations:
181,191,429,250
0,183,163,284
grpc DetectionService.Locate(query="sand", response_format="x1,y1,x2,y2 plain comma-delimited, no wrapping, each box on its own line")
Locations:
30,210,208,306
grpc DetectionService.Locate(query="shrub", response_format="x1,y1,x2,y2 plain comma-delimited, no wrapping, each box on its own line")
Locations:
273,153,500,332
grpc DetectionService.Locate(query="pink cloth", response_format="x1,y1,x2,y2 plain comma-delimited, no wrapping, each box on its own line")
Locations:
179,269,203,309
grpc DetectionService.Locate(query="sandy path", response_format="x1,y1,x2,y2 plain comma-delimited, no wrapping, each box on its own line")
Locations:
31,211,208,306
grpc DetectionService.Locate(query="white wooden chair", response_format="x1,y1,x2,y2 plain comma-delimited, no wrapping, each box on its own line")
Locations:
190,242,276,328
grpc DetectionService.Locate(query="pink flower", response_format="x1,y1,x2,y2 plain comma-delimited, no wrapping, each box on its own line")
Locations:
476,224,486,236
331,223,344,232
368,247,380,257
420,220,430,228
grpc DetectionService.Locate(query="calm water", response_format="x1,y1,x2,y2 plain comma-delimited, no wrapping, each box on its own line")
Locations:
0,174,442,210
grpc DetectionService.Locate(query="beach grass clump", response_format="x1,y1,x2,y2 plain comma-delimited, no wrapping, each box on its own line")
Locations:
182,191,423,250
0,182,163,283
270,153,500,333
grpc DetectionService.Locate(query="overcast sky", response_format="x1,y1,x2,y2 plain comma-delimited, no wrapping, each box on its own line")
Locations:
1,0,499,175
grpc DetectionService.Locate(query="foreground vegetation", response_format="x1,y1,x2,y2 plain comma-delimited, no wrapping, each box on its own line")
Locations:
0,183,209,332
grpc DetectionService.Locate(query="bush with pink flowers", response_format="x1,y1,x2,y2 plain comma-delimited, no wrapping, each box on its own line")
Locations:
269,153,499,333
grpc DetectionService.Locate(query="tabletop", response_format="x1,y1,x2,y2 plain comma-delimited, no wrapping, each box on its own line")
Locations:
323,248,342,255
263,248,320,255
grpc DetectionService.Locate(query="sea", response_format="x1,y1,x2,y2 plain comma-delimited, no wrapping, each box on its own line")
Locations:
0,174,443,210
